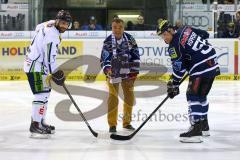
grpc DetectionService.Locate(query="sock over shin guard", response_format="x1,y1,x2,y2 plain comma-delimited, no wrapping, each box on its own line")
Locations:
32,101,46,122
32,92,49,122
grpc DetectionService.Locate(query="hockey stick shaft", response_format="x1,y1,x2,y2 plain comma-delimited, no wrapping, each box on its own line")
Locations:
110,74,188,140
62,83,98,137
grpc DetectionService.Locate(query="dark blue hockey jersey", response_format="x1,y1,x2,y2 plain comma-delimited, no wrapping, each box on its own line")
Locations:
100,32,140,78
168,26,220,82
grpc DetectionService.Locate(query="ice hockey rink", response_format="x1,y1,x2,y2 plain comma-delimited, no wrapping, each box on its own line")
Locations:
0,80,239,160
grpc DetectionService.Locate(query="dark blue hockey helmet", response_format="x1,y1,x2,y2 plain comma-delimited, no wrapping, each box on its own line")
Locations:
157,19,173,35
55,10,72,24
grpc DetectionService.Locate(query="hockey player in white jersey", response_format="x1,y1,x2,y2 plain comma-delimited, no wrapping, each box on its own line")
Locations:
24,10,72,138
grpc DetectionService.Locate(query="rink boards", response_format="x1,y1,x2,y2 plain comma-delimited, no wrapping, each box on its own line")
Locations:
0,38,239,81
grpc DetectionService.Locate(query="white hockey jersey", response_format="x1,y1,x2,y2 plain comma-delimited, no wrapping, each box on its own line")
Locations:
24,20,61,74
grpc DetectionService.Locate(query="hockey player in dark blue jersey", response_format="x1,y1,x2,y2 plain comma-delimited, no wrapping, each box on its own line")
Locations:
157,20,220,143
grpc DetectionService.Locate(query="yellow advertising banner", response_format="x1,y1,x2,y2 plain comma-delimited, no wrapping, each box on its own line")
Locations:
58,40,83,59
0,40,84,80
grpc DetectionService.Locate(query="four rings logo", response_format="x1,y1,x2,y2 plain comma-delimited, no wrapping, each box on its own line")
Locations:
183,16,209,27
88,32,99,37
15,32,24,37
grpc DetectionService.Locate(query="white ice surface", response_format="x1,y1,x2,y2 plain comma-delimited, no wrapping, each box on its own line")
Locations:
0,81,239,160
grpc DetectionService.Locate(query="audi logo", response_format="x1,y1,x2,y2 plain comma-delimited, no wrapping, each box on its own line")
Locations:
183,16,209,27
88,32,99,37
15,32,24,37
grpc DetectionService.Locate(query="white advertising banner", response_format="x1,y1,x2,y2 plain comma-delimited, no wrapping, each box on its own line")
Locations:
182,11,213,30
174,4,240,31
0,5,28,31
0,31,215,39
81,38,234,74
68,31,107,38
180,4,238,12
208,39,235,74
0,31,30,39
0,4,28,11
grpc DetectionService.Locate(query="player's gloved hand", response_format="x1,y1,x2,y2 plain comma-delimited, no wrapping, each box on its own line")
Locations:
167,80,179,99
128,72,138,80
46,74,52,87
103,67,112,78
52,70,65,86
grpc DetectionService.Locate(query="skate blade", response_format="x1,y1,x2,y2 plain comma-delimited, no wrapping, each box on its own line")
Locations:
179,136,203,143
29,133,51,139
202,131,210,137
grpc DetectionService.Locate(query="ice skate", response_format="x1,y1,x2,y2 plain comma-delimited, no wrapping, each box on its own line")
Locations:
29,121,51,139
179,121,203,143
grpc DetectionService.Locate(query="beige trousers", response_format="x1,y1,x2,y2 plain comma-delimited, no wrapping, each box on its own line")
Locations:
107,78,135,127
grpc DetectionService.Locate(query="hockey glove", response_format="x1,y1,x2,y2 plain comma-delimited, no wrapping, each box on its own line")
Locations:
167,80,179,99
45,74,52,87
103,67,112,78
52,70,65,86
128,72,138,80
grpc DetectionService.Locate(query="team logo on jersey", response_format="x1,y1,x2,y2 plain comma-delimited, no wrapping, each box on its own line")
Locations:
180,27,192,48
168,47,177,59
102,50,110,60
173,61,182,71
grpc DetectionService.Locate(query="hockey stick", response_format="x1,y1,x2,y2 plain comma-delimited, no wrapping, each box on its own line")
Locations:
63,83,110,139
110,74,188,141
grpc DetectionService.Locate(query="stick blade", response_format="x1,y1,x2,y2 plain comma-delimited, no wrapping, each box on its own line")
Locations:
110,134,132,141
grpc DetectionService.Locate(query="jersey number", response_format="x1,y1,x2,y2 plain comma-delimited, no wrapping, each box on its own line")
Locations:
192,37,212,54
